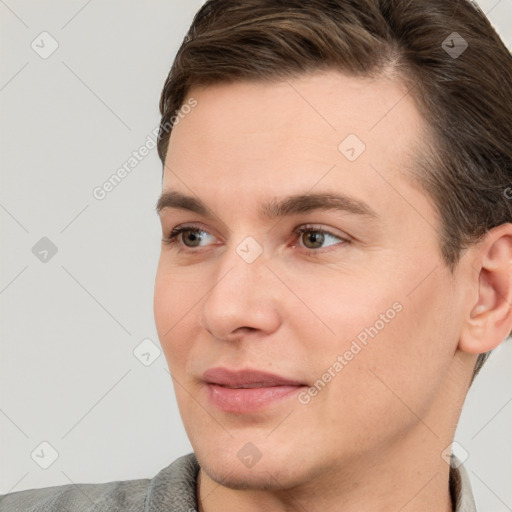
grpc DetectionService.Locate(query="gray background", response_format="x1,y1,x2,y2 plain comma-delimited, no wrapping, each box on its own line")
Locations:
0,1,511,510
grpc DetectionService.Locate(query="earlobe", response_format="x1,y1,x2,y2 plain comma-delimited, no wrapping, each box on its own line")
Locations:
459,224,512,355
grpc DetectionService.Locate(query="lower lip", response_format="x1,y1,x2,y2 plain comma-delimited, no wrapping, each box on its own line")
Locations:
206,383,305,413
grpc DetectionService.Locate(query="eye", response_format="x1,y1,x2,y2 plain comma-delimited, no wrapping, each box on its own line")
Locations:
292,225,347,251
162,226,217,248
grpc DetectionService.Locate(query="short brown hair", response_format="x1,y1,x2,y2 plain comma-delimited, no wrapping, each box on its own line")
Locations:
157,0,512,380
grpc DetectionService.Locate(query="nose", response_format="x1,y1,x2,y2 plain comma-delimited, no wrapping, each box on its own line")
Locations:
200,241,281,342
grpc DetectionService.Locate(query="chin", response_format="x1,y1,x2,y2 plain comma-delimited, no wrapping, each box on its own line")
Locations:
209,469,284,491
194,440,323,492
199,456,302,491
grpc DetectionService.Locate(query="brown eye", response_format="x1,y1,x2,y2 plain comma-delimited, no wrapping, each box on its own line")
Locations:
164,227,216,248
181,229,204,247
294,226,345,251
301,231,325,249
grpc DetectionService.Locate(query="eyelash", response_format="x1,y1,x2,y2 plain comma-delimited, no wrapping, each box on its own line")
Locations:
161,224,349,255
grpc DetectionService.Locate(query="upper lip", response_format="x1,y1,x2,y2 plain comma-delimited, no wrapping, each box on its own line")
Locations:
202,367,306,388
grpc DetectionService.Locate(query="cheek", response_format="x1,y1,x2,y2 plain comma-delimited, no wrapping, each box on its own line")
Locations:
291,264,454,404
336,275,457,427
286,266,401,349
153,264,197,369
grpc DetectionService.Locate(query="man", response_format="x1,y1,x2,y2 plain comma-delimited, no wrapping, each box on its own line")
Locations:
2,0,511,510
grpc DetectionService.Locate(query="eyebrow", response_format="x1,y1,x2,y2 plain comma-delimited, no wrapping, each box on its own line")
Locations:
155,190,378,220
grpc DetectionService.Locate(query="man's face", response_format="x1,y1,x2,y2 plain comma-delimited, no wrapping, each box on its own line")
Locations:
154,70,468,489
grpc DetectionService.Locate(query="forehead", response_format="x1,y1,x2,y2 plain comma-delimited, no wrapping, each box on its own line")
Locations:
163,69,429,220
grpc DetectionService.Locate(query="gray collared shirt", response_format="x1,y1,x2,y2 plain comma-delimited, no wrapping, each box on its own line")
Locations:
0,452,477,511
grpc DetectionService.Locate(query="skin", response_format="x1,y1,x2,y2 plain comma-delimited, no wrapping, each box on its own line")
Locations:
153,69,512,512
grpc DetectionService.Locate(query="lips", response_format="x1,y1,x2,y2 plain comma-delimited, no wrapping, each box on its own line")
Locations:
202,367,307,413
202,367,305,388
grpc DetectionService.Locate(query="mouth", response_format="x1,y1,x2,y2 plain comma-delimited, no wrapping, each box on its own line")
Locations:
202,367,308,413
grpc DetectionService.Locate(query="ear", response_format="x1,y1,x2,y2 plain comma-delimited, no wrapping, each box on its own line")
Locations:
459,223,512,355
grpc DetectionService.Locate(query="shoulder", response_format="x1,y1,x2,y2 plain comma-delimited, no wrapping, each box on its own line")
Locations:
0,453,199,512
0,477,150,512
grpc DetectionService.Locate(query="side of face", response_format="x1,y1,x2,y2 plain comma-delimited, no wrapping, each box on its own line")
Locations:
153,70,474,490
